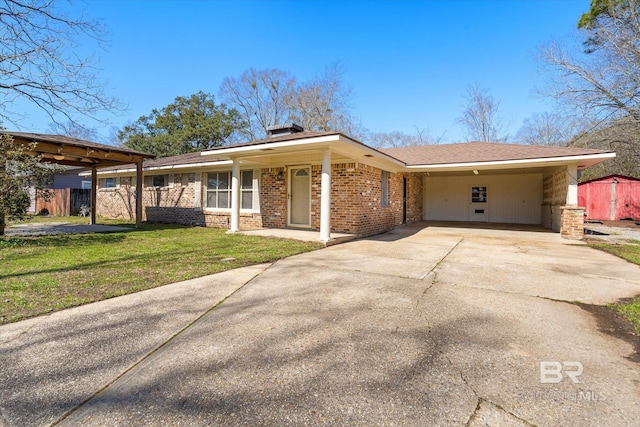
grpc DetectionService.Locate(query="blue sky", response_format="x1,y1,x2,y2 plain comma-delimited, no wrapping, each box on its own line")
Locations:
11,0,589,143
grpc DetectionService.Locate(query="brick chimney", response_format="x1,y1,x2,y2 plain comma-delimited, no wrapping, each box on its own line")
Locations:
266,123,304,138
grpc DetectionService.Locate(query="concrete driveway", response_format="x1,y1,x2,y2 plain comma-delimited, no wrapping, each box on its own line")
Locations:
1,223,640,426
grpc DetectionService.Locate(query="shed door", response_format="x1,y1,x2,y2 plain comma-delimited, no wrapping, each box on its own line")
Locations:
289,167,311,227
469,186,488,222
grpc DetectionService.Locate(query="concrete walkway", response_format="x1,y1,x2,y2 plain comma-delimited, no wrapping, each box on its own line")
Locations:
239,228,356,246
1,223,640,426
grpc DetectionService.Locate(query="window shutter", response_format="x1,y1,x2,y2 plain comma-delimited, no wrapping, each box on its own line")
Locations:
194,172,202,208
252,169,260,212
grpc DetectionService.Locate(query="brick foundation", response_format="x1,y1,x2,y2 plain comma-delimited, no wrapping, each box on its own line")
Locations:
560,205,584,240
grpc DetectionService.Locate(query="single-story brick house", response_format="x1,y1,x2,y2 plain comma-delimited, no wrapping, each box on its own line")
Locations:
85,125,614,240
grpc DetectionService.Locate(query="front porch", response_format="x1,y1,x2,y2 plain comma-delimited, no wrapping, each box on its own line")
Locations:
239,228,356,246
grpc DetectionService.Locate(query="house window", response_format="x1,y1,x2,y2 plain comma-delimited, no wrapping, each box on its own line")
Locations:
471,186,487,203
102,177,116,189
146,174,168,187
206,170,257,210
381,170,389,207
207,172,231,209
81,181,92,190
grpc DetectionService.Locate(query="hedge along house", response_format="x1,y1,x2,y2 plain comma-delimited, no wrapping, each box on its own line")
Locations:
87,125,614,240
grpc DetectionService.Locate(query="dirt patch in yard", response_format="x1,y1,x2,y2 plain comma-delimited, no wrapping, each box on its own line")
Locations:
576,299,640,363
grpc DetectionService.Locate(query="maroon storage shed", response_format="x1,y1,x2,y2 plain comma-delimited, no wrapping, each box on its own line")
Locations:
578,175,640,221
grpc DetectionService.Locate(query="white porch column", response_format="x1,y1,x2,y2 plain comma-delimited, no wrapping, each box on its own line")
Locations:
565,163,578,205
229,159,240,233
319,150,332,242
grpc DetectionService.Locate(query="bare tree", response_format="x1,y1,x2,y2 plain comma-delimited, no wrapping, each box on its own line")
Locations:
219,68,296,141
0,0,122,126
538,1,640,178
458,84,507,142
514,112,580,146
46,121,99,141
540,1,640,122
290,63,356,133
367,126,444,149
570,117,640,180
219,63,361,141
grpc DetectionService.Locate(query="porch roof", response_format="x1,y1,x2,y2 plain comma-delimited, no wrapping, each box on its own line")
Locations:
201,132,406,171
4,131,154,167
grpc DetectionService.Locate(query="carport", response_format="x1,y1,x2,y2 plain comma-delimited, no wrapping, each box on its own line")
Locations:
4,132,155,228
383,142,616,238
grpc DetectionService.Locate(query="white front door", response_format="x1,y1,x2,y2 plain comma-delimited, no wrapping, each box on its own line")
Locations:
469,185,488,221
289,167,311,227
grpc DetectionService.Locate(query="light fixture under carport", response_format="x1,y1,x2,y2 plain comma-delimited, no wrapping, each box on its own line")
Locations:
473,170,479,175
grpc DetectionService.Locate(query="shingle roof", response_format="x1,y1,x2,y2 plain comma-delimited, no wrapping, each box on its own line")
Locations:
95,150,226,173
381,142,613,166
93,139,615,175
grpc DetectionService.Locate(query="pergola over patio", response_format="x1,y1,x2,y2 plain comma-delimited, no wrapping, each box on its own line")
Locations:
4,131,155,227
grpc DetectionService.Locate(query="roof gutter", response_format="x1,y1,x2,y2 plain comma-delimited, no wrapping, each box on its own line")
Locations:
79,160,233,176
405,152,616,170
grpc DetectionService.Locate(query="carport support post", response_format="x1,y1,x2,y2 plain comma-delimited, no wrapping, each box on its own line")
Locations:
565,163,578,205
90,165,97,225
229,159,240,233
319,150,332,242
136,161,143,228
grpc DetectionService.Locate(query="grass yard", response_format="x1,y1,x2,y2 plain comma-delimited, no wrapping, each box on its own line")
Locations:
588,240,640,333
0,222,322,324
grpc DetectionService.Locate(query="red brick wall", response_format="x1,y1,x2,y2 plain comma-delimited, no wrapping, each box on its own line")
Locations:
260,168,287,228
311,163,421,236
96,166,424,237
96,176,138,221
405,172,424,223
96,173,262,228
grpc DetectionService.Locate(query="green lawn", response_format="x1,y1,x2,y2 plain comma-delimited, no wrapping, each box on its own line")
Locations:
0,222,322,324
589,240,640,332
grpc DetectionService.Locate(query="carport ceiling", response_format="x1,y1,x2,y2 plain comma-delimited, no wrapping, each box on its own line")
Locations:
5,131,154,167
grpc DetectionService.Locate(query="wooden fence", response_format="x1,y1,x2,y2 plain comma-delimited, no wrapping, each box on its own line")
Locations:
35,189,92,216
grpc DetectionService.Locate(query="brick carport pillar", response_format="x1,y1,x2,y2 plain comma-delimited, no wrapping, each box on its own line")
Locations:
560,163,584,240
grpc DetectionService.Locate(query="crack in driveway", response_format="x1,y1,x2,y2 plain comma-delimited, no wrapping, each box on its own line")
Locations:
417,237,464,306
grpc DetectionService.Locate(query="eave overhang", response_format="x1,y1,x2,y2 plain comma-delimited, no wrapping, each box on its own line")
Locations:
405,152,616,173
